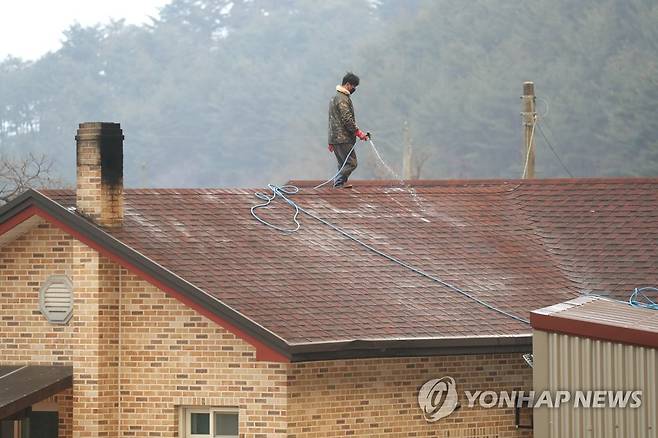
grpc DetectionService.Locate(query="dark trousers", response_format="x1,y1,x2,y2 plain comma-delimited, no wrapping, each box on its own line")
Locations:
333,142,358,184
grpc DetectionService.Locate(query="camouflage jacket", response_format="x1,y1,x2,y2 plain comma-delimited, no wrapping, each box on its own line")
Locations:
328,86,358,144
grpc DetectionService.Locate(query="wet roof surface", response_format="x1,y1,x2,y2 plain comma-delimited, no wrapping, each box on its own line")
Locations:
43,178,658,344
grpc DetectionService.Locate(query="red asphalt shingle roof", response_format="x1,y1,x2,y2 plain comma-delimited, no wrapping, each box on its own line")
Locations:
42,178,658,345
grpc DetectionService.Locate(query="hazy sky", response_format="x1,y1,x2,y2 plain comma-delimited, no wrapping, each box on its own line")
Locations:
0,0,170,60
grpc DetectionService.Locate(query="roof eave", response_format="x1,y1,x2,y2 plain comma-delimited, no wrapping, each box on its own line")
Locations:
289,334,533,362
0,188,38,218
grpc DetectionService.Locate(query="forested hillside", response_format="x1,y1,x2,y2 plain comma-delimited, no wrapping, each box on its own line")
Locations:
1,0,657,187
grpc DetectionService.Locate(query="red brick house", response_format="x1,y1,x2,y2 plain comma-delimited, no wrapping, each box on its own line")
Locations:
1,122,656,437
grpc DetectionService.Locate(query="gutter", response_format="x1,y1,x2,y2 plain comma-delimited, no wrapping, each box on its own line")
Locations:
289,334,533,362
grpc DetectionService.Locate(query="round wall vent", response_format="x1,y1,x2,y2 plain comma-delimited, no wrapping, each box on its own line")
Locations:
39,275,74,324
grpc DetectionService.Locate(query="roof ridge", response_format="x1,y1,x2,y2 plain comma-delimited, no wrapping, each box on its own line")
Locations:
289,177,658,188
40,176,658,196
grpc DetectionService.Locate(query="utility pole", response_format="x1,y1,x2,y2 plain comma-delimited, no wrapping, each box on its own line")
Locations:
402,120,413,180
521,81,536,179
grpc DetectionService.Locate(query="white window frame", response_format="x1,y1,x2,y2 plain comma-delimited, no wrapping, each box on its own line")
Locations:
181,407,239,438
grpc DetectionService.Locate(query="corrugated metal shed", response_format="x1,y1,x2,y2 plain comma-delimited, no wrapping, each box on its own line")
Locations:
532,296,657,438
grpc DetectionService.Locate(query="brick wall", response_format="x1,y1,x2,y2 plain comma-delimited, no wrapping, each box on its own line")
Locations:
0,221,288,437
288,355,533,437
117,268,288,437
70,229,119,435
56,389,74,437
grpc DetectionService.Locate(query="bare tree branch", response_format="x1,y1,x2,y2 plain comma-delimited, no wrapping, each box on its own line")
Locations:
0,152,60,204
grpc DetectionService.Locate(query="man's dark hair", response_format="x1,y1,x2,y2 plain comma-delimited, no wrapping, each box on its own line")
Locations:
342,72,360,87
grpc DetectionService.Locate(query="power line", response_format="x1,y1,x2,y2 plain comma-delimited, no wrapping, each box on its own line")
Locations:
536,120,574,177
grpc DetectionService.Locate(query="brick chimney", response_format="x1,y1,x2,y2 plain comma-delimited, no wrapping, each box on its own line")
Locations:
76,122,124,227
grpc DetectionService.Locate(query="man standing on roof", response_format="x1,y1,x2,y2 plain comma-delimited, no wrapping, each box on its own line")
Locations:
328,72,370,188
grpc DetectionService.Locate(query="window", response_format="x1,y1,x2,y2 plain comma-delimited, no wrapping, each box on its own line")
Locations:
182,408,239,438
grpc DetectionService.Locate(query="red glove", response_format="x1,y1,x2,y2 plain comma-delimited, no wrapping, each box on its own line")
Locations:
328,144,334,152
356,129,369,141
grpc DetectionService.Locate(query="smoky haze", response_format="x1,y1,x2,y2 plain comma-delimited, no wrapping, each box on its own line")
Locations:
1,0,657,188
